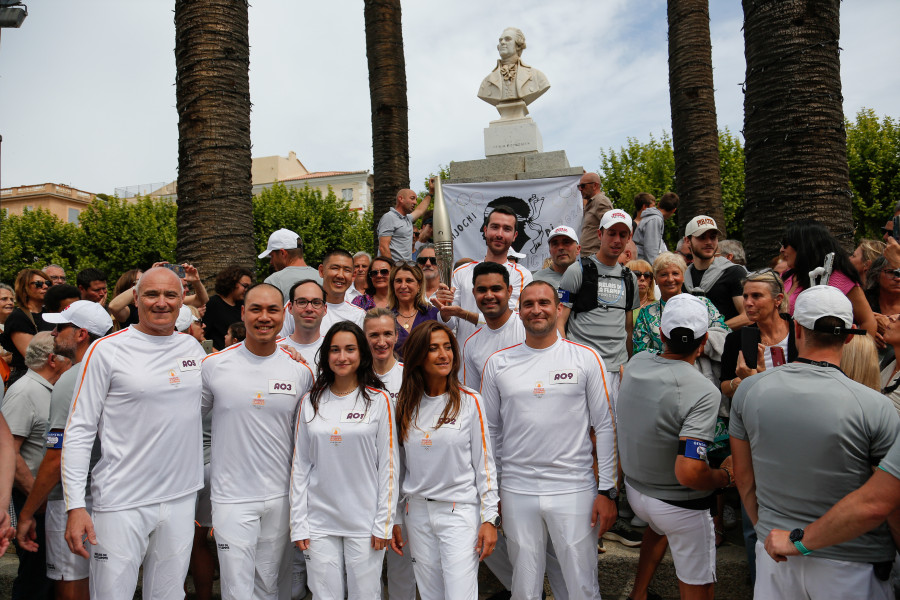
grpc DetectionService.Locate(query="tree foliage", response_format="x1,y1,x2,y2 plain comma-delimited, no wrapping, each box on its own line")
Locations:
0,208,81,283
847,108,900,240
1,186,372,287
252,183,374,279
77,196,178,278
599,130,747,244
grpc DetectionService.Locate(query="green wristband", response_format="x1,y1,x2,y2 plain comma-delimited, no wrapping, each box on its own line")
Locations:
793,540,812,556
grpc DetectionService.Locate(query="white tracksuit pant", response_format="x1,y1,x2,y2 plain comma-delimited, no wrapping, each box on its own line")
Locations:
290,545,307,599
212,496,292,600
386,521,416,600
501,488,600,600
484,528,569,599
305,534,386,600
404,497,480,600
90,493,196,600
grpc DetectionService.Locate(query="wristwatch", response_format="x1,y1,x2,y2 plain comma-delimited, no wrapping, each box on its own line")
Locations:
484,515,501,528
789,528,812,555
598,488,618,501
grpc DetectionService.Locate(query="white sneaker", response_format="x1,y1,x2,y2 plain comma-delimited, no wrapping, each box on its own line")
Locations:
630,515,648,528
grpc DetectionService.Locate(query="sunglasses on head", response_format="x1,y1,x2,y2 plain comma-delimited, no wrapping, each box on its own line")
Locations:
369,268,390,278
417,256,437,265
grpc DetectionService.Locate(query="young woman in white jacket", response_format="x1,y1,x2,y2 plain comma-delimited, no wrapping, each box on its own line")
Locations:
290,321,399,600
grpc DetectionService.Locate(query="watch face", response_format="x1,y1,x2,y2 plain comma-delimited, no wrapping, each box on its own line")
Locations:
789,528,804,543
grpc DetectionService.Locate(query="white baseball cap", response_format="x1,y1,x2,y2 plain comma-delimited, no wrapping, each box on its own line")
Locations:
599,209,633,233
794,286,864,336
660,293,709,340
549,225,579,244
43,300,113,338
176,305,199,333
258,228,302,259
685,215,719,238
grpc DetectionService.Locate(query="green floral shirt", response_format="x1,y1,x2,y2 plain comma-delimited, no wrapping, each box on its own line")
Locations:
632,297,730,354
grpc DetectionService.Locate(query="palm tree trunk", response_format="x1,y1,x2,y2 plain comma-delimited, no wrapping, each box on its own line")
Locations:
668,0,725,237
175,0,255,283
364,0,410,240
742,0,851,268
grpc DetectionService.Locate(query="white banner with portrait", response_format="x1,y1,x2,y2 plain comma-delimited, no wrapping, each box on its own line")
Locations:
441,176,583,273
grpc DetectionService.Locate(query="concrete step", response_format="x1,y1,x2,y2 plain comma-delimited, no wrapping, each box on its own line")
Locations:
0,533,752,599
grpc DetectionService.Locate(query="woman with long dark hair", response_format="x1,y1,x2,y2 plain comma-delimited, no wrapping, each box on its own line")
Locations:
290,321,398,600
780,219,877,337
392,321,498,600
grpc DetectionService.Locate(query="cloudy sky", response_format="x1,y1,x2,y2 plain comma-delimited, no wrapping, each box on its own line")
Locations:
1,0,897,196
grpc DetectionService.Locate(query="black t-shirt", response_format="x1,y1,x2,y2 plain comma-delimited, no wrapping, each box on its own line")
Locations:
122,304,139,327
689,264,745,321
1,308,52,370
202,295,242,351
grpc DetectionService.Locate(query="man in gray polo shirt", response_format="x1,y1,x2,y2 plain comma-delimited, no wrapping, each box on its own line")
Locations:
3,331,72,599
16,301,112,600
731,285,899,599
259,228,322,301
532,226,581,290
557,209,639,405
618,293,734,599
377,185,430,262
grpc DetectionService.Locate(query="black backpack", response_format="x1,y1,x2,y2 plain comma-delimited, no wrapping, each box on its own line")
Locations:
570,260,634,315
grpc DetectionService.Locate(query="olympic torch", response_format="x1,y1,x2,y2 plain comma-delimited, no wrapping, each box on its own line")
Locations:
431,176,454,286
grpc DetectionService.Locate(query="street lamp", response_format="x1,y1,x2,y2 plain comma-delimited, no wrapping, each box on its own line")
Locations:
0,1,27,28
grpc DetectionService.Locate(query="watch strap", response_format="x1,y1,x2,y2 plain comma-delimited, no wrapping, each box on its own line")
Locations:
793,540,812,556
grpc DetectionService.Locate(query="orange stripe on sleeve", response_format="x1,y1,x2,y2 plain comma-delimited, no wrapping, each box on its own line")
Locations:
478,343,524,393
68,328,128,414
562,339,619,488
462,389,493,492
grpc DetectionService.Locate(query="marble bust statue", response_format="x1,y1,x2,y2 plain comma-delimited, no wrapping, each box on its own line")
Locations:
478,27,550,115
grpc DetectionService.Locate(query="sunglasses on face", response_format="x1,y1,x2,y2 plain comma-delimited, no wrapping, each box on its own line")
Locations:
417,256,437,265
369,268,391,278
576,183,595,190
30,281,51,288
634,272,653,279
886,269,900,280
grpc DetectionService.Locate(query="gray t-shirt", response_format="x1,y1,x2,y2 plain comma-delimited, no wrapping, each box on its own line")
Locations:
618,352,720,501
730,363,900,563
377,207,414,262
264,266,322,304
47,364,101,501
532,266,564,290
558,256,639,370
2,370,52,476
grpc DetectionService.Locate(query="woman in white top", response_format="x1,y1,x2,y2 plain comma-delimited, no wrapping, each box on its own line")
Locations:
363,308,417,600
393,321,499,600
365,308,404,396
291,321,399,600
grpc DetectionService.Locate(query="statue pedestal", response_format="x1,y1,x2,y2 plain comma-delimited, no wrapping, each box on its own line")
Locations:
447,149,582,184
484,117,543,157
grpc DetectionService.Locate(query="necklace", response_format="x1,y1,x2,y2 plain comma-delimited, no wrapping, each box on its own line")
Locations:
331,386,357,397
397,310,416,329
